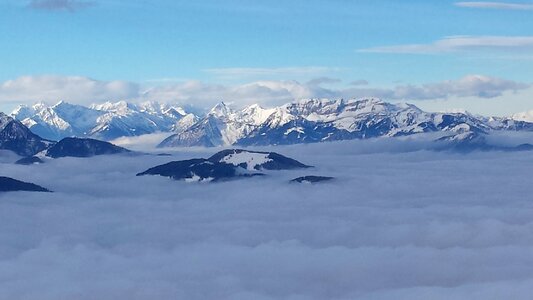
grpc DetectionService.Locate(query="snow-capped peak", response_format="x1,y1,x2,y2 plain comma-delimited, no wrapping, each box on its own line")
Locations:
91,100,135,114
240,104,276,125
208,102,232,118
32,102,48,111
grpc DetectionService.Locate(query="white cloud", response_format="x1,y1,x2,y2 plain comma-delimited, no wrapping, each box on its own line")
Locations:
110,132,175,152
388,75,530,99
455,1,533,10
0,74,529,113
0,75,139,106
413,85,533,117
204,66,340,79
142,75,530,110
360,36,533,54
141,79,316,108
335,75,529,101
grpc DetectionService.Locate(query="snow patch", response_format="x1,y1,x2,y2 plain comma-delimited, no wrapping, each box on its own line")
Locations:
219,151,272,170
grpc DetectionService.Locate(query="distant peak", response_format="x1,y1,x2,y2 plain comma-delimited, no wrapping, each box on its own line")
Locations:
396,102,422,111
213,101,227,108
357,97,383,104
209,101,231,117
52,100,75,109
243,103,265,111
32,101,47,109
91,100,135,112
439,108,472,115
11,104,29,113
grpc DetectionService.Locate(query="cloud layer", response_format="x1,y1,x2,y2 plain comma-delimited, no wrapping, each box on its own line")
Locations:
380,75,530,99
140,75,530,107
0,74,529,111
0,75,139,106
2,141,533,299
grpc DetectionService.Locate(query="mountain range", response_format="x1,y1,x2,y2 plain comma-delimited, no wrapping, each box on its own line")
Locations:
159,98,533,148
7,98,533,150
11,101,197,141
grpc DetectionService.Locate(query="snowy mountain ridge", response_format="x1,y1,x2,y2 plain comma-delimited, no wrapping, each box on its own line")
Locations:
11,101,196,141
9,98,533,147
160,97,532,147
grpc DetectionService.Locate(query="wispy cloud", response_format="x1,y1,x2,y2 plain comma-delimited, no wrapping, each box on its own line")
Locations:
359,36,533,54
306,77,342,86
28,0,96,12
455,1,533,10
204,67,340,79
350,80,369,86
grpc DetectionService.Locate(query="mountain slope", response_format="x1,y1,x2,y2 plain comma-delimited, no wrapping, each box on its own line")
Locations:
0,176,50,192
0,112,50,156
45,137,131,158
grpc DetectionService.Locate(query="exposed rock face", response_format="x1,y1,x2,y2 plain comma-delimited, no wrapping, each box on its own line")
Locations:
0,112,50,156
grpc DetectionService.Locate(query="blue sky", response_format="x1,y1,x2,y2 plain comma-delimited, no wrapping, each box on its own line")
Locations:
1,0,533,115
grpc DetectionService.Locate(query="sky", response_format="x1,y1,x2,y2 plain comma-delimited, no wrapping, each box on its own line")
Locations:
1,0,533,115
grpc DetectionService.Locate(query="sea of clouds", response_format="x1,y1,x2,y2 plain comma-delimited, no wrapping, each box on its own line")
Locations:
1,139,533,299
